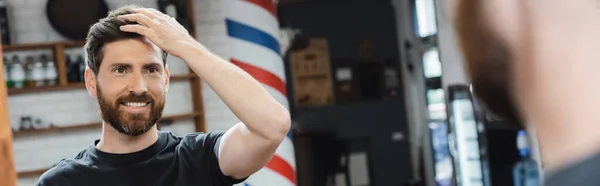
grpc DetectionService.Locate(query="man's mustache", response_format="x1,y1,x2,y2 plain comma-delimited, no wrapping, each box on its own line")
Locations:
116,93,154,104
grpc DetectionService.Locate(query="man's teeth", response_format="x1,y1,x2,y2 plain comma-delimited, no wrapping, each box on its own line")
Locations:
124,102,148,107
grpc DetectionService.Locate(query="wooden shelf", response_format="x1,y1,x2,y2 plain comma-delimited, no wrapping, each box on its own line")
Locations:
7,73,196,95
17,168,47,177
12,112,201,137
3,40,86,52
7,83,85,95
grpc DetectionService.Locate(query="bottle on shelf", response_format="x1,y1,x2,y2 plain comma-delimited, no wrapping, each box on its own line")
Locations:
513,130,540,186
33,117,49,129
42,54,57,86
9,55,25,88
66,54,76,83
3,56,10,88
78,55,86,82
19,116,33,130
67,54,82,83
31,55,46,87
24,55,35,87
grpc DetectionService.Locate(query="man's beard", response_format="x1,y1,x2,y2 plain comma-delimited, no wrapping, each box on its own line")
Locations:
454,0,522,124
97,85,165,136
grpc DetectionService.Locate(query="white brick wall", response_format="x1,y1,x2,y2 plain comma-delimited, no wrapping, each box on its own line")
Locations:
3,0,214,185
194,0,241,132
6,0,64,44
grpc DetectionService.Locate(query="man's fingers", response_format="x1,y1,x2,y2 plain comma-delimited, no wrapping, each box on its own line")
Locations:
131,8,168,22
132,8,176,24
118,13,157,28
130,8,157,18
120,24,154,37
140,8,166,18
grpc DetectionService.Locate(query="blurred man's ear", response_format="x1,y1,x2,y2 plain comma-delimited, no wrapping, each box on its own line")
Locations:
85,68,98,97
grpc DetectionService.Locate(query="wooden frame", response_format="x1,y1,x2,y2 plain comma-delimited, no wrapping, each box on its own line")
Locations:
0,41,18,186
2,0,205,179
186,0,206,133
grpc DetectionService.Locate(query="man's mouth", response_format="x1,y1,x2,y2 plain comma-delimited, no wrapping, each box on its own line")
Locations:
121,102,151,114
123,102,150,107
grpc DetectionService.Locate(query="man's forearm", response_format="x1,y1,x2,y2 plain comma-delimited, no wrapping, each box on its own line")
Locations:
180,44,290,142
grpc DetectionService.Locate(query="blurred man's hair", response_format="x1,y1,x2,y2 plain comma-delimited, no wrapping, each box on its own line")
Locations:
83,5,167,75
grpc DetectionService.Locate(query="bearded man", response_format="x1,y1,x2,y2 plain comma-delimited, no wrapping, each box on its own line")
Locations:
36,5,291,186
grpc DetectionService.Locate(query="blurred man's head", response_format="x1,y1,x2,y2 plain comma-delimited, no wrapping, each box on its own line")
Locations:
84,5,170,136
454,0,600,169
454,0,600,133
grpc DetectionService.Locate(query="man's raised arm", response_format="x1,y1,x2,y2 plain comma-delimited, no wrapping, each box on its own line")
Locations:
117,8,291,179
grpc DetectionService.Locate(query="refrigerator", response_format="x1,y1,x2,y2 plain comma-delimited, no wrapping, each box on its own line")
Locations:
428,84,492,186
446,85,491,186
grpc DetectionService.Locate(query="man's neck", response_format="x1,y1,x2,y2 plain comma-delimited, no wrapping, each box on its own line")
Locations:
520,37,600,174
513,4,600,173
96,122,159,154
532,113,600,174
522,56,600,174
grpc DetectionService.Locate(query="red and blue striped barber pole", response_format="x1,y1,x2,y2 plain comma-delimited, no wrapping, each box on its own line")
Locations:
224,0,296,186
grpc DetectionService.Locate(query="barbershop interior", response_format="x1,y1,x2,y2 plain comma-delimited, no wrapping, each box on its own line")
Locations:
0,0,544,186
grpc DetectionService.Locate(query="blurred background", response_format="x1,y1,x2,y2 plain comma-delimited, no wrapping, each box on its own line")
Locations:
0,0,543,186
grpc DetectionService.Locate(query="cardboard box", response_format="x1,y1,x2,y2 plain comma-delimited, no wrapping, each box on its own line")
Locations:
289,38,334,108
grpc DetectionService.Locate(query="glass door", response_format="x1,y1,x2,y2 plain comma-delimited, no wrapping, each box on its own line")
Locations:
423,48,453,186
446,85,491,186
409,0,454,185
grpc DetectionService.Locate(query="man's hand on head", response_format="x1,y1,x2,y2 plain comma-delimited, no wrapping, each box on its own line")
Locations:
117,8,205,58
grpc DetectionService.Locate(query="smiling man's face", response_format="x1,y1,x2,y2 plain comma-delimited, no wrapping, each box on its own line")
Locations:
92,38,168,136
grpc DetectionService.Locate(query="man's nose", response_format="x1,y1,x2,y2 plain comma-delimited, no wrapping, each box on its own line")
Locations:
128,73,148,95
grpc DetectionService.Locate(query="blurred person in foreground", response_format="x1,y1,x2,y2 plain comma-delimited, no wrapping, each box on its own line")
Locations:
454,0,600,185
36,5,291,186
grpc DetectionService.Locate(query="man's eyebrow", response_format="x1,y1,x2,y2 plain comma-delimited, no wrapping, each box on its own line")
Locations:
109,63,133,68
143,63,162,69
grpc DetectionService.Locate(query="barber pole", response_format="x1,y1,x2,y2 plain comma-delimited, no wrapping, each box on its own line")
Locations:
224,0,296,186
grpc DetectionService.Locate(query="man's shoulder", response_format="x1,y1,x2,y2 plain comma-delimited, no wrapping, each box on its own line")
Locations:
546,150,600,186
36,159,86,185
176,131,225,139
164,131,224,143
170,131,226,161
36,147,95,185
175,131,226,147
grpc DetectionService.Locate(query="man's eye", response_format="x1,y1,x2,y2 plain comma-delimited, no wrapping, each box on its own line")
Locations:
146,67,160,74
114,67,126,73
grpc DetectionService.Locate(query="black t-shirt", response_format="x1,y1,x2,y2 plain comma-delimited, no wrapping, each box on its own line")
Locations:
544,150,600,186
36,131,247,186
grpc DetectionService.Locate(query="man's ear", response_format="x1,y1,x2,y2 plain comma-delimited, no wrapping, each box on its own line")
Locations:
85,67,98,97
165,64,170,93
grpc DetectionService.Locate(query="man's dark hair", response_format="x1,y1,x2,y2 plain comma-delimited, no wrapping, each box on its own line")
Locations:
84,5,167,75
